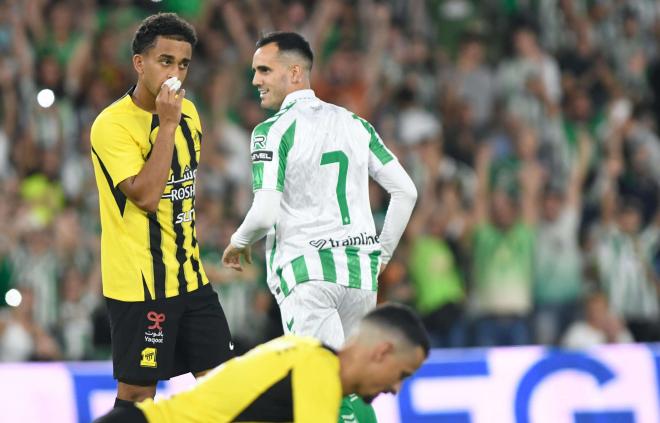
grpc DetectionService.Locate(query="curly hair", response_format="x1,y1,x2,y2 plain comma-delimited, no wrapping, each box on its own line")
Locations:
132,12,197,55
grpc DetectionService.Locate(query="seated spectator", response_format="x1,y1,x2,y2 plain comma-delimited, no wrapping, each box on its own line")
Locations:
561,291,633,349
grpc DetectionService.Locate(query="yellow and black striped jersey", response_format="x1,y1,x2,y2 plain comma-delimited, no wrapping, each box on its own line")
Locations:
137,335,342,422
90,87,209,301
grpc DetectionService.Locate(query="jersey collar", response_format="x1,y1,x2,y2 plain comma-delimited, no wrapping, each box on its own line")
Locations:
280,89,316,110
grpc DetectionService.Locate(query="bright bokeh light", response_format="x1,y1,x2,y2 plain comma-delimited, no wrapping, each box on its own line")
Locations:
37,89,55,108
5,289,22,307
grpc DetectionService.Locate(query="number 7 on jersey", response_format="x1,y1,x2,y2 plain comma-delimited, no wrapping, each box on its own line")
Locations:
321,150,351,225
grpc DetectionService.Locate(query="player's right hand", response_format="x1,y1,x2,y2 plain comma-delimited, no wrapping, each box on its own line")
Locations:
156,79,185,129
222,244,252,272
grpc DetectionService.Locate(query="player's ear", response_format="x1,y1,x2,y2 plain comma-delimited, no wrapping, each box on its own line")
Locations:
291,64,302,84
133,54,144,75
371,341,394,363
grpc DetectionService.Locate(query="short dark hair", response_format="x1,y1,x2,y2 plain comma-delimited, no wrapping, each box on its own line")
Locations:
459,30,485,47
132,13,197,55
256,31,314,70
618,196,643,216
363,303,430,357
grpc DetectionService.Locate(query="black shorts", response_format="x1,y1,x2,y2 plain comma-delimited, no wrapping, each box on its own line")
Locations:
105,283,234,385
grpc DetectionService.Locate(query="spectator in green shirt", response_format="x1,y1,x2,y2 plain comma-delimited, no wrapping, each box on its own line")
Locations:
407,170,468,348
470,125,542,346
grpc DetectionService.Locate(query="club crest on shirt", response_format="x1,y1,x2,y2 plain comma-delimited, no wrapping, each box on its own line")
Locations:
140,347,157,368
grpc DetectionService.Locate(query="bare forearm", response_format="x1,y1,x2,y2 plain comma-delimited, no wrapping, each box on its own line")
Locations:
520,162,541,225
12,19,33,77
521,191,539,225
600,172,618,224
2,88,16,138
473,146,491,223
120,124,176,212
566,131,592,207
222,2,255,64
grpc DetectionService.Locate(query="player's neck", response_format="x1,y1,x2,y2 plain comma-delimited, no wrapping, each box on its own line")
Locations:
337,346,360,396
132,81,157,114
277,84,312,109
283,82,311,98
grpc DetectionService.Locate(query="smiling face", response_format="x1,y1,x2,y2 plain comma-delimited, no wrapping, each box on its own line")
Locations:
354,343,426,403
133,36,192,98
251,42,299,110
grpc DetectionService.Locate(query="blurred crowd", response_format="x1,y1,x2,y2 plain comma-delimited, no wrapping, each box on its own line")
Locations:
0,0,658,361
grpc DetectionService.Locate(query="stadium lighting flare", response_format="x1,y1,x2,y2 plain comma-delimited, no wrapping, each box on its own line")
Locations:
5,289,22,307
37,89,55,108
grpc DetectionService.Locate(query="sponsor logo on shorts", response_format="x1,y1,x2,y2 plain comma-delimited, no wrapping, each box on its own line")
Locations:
251,151,273,162
308,232,380,250
140,347,157,368
145,311,166,344
145,329,164,344
147,311,166,330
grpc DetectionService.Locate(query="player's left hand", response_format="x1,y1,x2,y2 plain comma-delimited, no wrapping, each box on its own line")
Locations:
222,244,252,272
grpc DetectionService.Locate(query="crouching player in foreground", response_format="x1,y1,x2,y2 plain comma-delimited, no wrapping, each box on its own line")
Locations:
95,303,429,423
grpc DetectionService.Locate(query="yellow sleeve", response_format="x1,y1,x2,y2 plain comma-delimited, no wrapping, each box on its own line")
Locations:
90,112,145,188
183,99,202,134
292,348,342,423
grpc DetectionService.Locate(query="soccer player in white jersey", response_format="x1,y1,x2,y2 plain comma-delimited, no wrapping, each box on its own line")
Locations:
221,32,417,422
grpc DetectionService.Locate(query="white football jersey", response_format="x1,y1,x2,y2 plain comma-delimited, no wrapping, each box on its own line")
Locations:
250,89,396,303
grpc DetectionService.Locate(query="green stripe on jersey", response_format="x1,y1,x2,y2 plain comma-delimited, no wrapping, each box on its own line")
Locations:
369,134,394,165
352,114,394,165
252,102,296,139
276,120,296,191
291,255,309,283
268,226,276,272
276,267,290,296
252,162,264,190
319,249,337,282
368,250,381,291
346,247,361,289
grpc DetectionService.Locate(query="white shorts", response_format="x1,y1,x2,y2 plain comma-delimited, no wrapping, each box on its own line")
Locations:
278,280,377,349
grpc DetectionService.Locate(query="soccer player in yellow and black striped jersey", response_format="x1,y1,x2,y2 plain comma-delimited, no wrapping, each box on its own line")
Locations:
90,13,233,408
95,303,430,423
